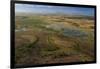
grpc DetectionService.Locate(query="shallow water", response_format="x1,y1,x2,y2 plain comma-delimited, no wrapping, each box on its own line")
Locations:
62,28,88,37
15,24,91,38
15,28,28,32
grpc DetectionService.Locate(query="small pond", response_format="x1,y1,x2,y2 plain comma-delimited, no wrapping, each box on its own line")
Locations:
62,28,88,37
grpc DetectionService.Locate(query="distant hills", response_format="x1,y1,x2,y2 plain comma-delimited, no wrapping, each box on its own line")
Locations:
15,12,94,20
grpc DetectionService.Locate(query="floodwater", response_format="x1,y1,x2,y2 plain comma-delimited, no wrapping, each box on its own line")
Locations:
62,28,88,37
45,24,88,37
15,23,90,38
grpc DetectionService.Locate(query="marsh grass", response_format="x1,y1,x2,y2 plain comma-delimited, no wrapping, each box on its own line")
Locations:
40,35,79,58
15,36,38,63
15,15,95,64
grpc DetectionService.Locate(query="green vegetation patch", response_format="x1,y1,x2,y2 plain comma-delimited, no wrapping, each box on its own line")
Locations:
15,34,38,63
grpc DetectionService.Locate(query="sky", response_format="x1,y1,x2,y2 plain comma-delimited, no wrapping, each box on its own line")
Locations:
15,4,95,16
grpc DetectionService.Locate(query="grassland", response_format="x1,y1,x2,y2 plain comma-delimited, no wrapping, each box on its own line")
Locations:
15,14,95,66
